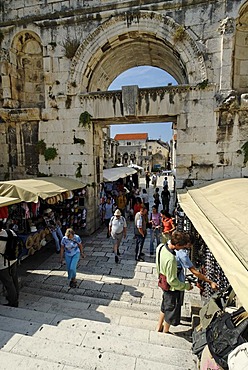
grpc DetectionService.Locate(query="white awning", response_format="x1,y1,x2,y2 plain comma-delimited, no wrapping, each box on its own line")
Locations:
0,196,20,207
103,167,137,182
178,178,248,311
0,177,86,203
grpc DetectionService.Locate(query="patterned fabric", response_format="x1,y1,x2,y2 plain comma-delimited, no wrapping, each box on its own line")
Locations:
61,234,81,257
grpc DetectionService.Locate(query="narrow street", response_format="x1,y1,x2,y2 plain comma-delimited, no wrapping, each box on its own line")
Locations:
0,175,200,369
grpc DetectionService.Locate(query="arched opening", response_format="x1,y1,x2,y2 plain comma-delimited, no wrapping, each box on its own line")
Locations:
108,66,176,144
11,31,45,108
233,1,248,92
67,12,207,95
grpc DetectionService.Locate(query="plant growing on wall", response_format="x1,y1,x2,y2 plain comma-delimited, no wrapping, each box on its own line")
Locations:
44,147,58,162
36,139,47,155
241,141,248,164
75,163,83,178
79,111,92,129
173,25,186,43
62,37,80,59
73,136,85,145
0,30,4,46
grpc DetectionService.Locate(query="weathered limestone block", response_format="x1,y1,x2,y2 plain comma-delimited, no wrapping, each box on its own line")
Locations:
240,93,248,108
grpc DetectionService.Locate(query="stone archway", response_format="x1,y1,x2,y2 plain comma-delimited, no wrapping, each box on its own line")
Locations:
67,11,207,95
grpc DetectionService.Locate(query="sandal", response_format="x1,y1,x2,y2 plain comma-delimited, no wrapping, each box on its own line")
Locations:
69,280,77,288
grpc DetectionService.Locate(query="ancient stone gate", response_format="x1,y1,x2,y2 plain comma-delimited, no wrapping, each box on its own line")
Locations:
0,0,248,232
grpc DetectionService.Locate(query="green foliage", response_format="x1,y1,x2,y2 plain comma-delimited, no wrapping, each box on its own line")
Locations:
241,141,248,164
73,136,85,145
173,26,186,43
75,163,82,178
79,111,92,129
62,37,80,59
36,139,46,155
197,79,209,89
44,147,58,162
0,31,4,46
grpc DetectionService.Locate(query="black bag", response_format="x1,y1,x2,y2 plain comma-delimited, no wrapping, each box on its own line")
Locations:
192,326,207,358
0,230,21,265
206,307,248,369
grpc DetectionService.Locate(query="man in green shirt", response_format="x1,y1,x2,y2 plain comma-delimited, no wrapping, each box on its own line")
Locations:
156,231,193,333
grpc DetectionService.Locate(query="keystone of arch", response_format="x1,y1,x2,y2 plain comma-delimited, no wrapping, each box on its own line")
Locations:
67,11,207,95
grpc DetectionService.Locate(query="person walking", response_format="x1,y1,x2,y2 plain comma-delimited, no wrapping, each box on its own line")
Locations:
145,172,151,189
109,209,127,263
161,186,170,212
151,173,157,188
60,228,84,288
141,188,149,211
43,208,63,253
116,191,127,217
102,196,114,238
156,231,193,333
0,221,19,307
134,204,147,261
153,187,161,211
161,210,175,244
149,205,161,256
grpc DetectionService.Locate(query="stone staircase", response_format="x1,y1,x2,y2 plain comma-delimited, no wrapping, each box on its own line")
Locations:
0,177,200,369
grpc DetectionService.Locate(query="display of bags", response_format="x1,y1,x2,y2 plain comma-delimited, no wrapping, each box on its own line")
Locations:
206,307,248,370
199,285,235,330
192,326,208,358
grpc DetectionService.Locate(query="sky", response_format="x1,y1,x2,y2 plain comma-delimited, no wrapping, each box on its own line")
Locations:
108,66,177,143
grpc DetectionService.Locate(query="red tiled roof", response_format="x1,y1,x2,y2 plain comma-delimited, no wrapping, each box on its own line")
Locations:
114,133,148,141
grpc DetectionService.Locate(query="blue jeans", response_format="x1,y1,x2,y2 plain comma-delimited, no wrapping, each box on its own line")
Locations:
150,228,160,254
51,226,63,252
65,252,80,281
135,234,146,259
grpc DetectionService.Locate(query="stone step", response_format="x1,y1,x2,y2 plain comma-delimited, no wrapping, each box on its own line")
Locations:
1,328,196,369
18,291,192,330
33,322,196,368
0,349,78,370
20,285,192,319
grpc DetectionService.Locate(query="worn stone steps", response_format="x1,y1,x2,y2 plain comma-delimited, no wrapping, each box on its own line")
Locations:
20,286,191,322
0,350,78,370
0,324,196,369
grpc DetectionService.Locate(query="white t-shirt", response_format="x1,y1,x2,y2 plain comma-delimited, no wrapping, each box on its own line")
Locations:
0,229,17,270
109,216,127,234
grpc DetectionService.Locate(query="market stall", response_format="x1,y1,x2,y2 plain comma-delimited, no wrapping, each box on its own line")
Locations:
177,178,248,312
0,177,87,259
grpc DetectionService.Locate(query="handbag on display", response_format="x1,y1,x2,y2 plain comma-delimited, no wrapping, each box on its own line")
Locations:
206,307,248,370
157,244,170,291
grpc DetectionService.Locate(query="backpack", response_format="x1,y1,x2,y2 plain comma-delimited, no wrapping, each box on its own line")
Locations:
0,230,21,266
206,307,248,369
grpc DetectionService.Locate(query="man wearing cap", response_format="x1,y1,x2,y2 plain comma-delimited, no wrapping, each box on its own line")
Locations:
43,208,63,254
109,209,127,263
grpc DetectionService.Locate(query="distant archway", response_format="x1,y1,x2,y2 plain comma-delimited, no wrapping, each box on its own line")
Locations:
67,11,207,95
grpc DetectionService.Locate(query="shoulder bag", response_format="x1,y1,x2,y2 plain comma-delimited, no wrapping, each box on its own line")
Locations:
157,244,170,291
